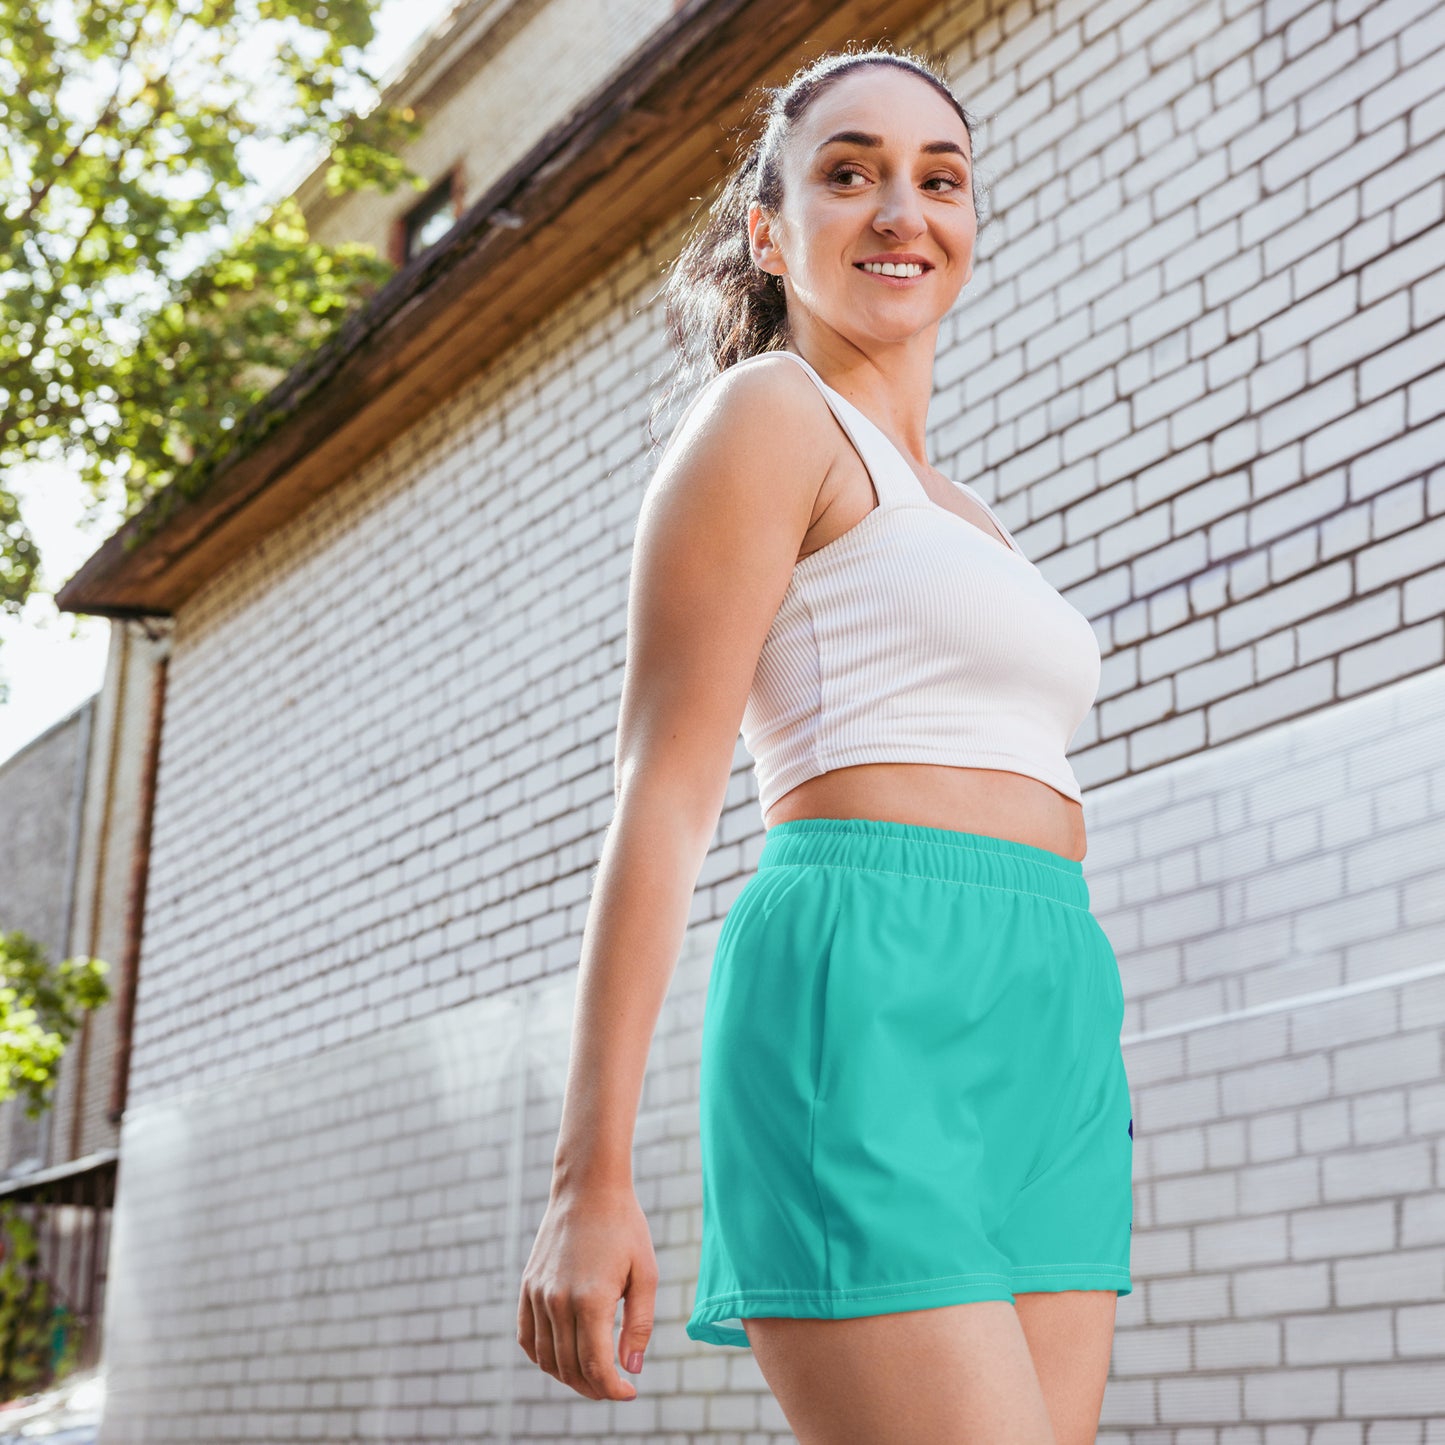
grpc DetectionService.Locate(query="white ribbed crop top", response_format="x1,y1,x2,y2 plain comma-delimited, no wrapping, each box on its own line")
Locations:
738,348,1102,813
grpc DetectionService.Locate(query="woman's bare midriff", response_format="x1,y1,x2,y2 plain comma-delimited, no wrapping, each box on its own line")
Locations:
763,763,1087,862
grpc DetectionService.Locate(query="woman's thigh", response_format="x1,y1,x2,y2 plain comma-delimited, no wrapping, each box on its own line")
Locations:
1014,1289,1117,1445
742,1299,1057,1445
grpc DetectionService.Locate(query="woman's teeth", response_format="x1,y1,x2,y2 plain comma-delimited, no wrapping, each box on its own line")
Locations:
860,261,926,276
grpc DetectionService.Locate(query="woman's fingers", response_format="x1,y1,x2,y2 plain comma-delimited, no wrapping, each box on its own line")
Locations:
549,1295,601,1399
516,1285,537,1365
574,1298,638,1401
524,1288,568,1391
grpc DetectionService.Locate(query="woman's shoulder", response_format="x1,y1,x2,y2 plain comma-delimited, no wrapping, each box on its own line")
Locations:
661,350,828,461
647,353,839,539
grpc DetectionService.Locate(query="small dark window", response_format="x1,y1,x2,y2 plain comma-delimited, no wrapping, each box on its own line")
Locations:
403,176,458,260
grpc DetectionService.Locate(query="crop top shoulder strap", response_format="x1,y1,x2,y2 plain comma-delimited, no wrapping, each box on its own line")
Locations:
761,348,1031,562
764,349,930,512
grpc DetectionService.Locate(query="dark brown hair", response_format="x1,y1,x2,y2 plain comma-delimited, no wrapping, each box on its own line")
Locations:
647,44,990,448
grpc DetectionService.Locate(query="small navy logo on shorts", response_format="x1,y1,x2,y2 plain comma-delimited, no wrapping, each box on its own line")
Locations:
1127,1116,1133,1139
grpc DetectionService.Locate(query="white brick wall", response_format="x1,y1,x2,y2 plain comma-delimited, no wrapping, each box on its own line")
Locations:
1086,667,1445,1438
934,0,1445,794
101,0,1445,1436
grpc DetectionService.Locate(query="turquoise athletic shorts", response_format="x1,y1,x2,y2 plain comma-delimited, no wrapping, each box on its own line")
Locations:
686,816,1134,1348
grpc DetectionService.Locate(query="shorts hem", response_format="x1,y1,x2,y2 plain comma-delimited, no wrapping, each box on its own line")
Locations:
1008,1262,1132,1297
686,1269,1017,1349
686,1263,1132,1347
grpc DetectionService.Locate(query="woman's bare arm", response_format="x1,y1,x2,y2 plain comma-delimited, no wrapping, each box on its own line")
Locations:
550,355,834,1195
517,355,836,1402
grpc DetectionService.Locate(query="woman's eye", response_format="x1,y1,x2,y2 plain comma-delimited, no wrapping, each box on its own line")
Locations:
827,164,964,193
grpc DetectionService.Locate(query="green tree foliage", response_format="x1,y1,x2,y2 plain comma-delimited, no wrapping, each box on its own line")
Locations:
0,1203,81,1395
0,929,110,1120
0,0,428,616
0,924,106,1389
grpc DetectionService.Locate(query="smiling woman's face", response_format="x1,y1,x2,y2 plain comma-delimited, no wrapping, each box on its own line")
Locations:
751,65,977,346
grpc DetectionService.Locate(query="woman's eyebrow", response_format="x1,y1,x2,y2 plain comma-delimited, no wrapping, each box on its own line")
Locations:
813,129,970,165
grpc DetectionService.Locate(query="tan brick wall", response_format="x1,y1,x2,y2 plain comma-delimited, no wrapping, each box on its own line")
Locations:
301,0,675,260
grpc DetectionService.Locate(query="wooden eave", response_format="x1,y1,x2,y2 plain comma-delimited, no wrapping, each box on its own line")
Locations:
56,0,938,619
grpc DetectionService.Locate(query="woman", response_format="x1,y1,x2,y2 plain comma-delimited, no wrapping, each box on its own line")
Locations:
517,45,1133,1444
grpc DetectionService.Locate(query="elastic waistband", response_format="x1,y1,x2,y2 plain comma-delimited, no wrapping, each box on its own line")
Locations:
758,816,1090,910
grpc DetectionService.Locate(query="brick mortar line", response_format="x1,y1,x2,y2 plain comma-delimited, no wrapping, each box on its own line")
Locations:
1121,958,1445,1048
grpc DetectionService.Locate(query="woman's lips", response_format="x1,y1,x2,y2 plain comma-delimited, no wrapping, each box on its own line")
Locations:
854,263,932,288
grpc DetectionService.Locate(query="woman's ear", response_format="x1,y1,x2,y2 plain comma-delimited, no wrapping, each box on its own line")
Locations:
748,202,786,282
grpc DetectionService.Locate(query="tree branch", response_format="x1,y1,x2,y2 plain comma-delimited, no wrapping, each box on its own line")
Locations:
22,0,184,223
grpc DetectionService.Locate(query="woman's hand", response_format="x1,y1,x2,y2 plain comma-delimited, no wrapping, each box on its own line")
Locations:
517,1181,657,1401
